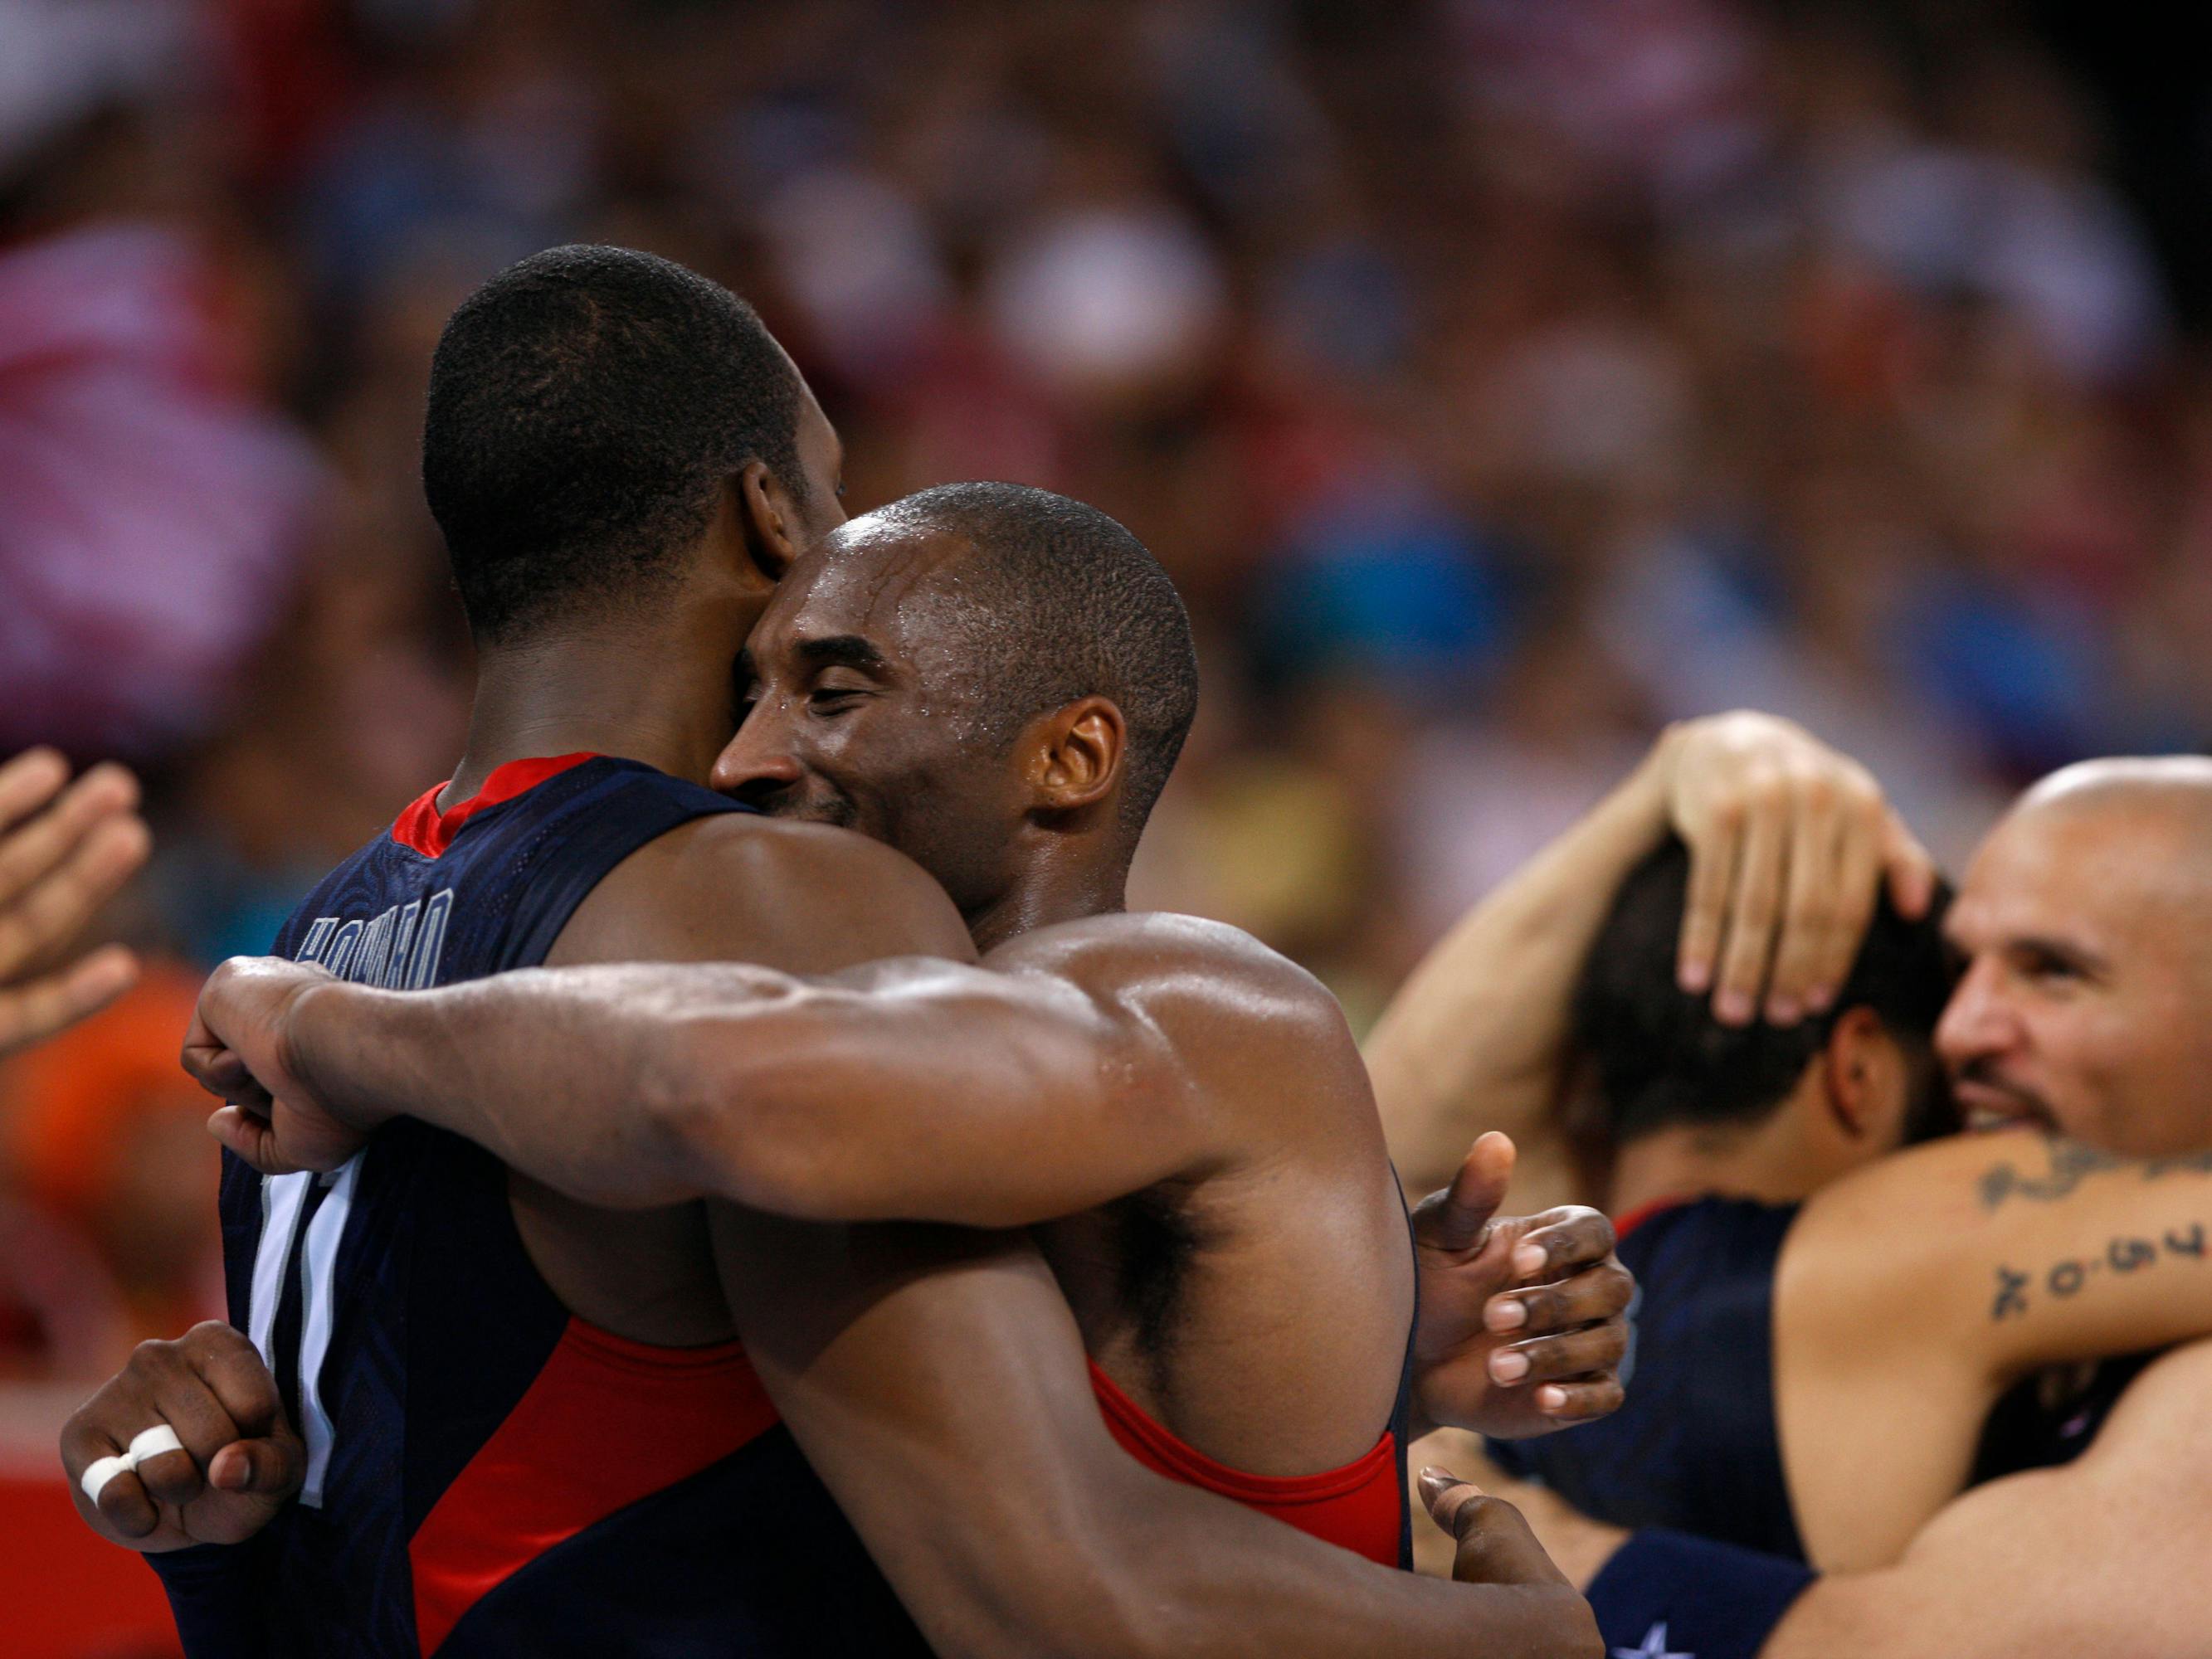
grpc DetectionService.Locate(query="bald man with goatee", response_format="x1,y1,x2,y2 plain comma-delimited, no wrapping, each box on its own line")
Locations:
1379,729,2212,1658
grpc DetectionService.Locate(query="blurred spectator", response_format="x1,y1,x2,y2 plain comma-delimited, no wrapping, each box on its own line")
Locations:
1,0,2210,1272
1,963,223,1363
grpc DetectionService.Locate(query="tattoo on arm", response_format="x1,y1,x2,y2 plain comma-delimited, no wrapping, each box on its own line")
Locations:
1976,1142,2212,1212
1990,1223,2210,1321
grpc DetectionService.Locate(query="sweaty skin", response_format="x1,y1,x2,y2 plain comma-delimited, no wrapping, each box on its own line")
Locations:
1372,718,2212,1571
140,495,1625,1655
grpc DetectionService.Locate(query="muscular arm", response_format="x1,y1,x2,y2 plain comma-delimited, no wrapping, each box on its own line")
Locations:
1766,1338,2212,1657
1775,1129,2212,1569
275,915,1330,1229
713,1209,1599,1659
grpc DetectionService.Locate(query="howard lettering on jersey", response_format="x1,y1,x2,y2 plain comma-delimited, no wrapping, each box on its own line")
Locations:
295,890,455,985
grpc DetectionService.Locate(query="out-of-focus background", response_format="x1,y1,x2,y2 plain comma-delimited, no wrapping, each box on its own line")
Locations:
2,0,2209,1649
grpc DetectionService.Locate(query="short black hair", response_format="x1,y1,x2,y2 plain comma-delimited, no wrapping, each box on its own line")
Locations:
875,482,1200,839
421,244,804,642
1573,838,1956,1145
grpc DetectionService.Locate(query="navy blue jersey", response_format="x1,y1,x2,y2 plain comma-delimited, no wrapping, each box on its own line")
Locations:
154,754,929,1658
1487,1196,1807,1559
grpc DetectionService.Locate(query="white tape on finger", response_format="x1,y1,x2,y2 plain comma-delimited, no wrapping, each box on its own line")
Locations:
128,1424,183,1467
81,1455,133,1507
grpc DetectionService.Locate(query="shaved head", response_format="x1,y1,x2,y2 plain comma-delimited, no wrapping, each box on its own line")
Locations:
1938,754,2212,1155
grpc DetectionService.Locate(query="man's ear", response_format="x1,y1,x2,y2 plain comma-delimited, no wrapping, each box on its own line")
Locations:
1820,1005,1894,1142
1029,697,1127,815
731,461,804,590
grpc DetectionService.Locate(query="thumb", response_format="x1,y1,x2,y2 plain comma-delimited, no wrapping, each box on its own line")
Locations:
207,1105,305,1175
1418,1132,1515,1254
207,1433,305,1502
1420,1465,1484,1532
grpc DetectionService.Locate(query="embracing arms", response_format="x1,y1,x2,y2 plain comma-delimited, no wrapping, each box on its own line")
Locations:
1773,1126,2212,1568
193,909,1345,1229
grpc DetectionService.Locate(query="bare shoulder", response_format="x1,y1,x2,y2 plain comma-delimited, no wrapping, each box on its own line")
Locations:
987,911,1336,1010
988,912,1369,1107
554,813,974,973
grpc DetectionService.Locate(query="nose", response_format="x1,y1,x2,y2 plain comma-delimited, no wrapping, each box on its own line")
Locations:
712,723,806,809
1935,957,2015,1075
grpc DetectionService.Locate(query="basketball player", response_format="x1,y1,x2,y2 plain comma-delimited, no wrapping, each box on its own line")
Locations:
67,247,1617,1657
1381,722,2212,1654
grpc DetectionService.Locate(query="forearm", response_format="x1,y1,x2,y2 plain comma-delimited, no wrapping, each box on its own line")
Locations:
1367,746,1669,1199
286,965,761,1207
290,959,1158,1225
718,1213,1597,1659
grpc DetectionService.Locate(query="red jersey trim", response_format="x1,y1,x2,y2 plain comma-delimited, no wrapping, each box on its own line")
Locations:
391,753,599,859
1087,1358,1402,1564
408,1317,781,1655
1614,1194,1693,1241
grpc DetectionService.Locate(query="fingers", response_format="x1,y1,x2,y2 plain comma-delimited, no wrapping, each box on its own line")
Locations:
182,1321,285,1437
0,759,142,907
1763,786,1839,1023
207,1433,305,1499
207,1104,304,1175
0,942,139,1054
1504,1206,1615,1282
1523,1375,1626,1423
0,806,150,979
0,748,68,832
1675,804,1739,997
1486,1258,1635,1335
61,1417,161,1540
1712,785,1786,1025
1421,1467,1569,1588
1487,1320,1629,1389
1416,1131,1516,1254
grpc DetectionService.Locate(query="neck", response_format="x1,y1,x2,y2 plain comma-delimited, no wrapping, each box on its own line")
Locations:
964,856,1130,953
1605,1101,1833,1217
448,607,747,802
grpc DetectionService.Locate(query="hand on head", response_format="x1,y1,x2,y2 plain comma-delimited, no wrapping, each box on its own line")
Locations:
61,1321,304,1552
1411,1133,1635,1441
1659,712,1936,1027
0,747,149,1058
184,956,361,1174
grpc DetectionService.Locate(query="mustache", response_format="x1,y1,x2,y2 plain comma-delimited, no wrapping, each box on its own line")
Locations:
755,784,859,830
1952,1058,2054,1121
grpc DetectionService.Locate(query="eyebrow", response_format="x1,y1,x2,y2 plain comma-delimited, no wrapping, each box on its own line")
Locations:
2008,933,2111,979
794,634,889,675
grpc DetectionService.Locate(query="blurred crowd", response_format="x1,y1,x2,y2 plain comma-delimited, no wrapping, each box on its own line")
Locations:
2,0,2208,1383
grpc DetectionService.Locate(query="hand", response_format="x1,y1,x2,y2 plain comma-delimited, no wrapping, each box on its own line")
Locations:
1411,1134,1634,1441
1422,1469,1603,1658
184,956,361,1173
1658,712,1937,1026
0,747,149,1057
1426,1466,1628,1598
61,1321,304,1551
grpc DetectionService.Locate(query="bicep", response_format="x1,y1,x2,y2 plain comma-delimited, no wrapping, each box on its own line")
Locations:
1766,1451,2200,1658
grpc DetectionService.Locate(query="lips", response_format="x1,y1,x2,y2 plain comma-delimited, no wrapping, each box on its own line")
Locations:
1954,1078,2054,1134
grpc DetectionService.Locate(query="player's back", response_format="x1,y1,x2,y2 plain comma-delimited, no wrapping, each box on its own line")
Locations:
191,753,928,1657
